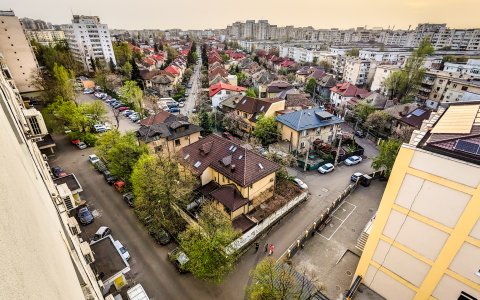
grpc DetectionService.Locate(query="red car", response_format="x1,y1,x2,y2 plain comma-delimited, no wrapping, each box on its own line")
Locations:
118,106,130,112
114,181,125,193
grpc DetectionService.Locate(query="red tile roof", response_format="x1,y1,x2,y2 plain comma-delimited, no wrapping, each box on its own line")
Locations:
209,83,246,97
139,111,173,126
330,82,370,97
164,65,180,75
180,134,280,187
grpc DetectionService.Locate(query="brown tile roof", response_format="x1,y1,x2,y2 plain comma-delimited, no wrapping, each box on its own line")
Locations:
210,184,249,211
139,111,174,126
232,214,256,233
180,134,280,187
140,69,162,80
235,96,281,115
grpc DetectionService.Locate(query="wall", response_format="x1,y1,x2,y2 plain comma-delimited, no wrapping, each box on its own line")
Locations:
148,131,200,157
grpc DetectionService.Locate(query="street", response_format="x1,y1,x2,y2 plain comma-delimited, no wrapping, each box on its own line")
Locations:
181,47,202,116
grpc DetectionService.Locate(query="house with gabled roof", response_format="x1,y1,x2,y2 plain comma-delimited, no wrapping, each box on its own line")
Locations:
276,108,343,152
234,96,286,133
179,134,280,227
330,82,371,107
209,82,247,108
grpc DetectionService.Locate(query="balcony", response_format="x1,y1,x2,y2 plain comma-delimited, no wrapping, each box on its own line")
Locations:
421,79,435,85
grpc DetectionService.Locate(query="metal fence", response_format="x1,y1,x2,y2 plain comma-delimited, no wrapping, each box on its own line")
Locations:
279,170,383,261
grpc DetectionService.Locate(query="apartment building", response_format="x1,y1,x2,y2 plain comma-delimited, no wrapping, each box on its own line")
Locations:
25,29,66,46
370,65,402,95
343,58,378,86
20,17,52,30
444,59,480,78
0,54,103,299
64,15,116,72
0,10,40,94
354,102,480,300
359,48,411,65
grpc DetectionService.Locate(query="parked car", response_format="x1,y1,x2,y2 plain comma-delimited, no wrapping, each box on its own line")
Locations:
148,226,171,245
169,107,180,113
83,88,94,94
76,141,87,149
354,130,365,138
51,166,67,178
344,156,363,166
88,154,100,165
90,226,112,244
77,206,94,225
123,192,135,207
114,181,125,193
122,109,134,116
114,240,130,261
94,161,107,173
318,163,334,174
94,124,107,133
293,178,308,189
351,172,364,182
168,248,189,273
118,106,130,112
179,102,185,108
103,170,118,185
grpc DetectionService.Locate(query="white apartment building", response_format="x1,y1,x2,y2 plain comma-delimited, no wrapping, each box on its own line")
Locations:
0,10,40,94
370,65,401,95
343,58,378,86
64,15,116,72
26,29,65,46
359,48,411,65
444,59,480,78
0,54,103,299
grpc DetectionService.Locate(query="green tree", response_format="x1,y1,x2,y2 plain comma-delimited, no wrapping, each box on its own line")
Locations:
354,102,376,122
221,53,230,63
319,60,332,72
236,71,249,87
383,70,408,99
372,138,402,177
179,202,239,283
365,110,391,135
96,130,147,185
130,58,142,84
113,42,133,67
305,78,317,95
119,80,143,113
346,48,360,57
81,100,107,123
90,57,97,72
165,45,178,65
246,258,314,300
131,154,197,234
253,115,279,146
121,61,132,79
199,110,214,135
46,97,87,132
53,63,75,101
246,87,257,97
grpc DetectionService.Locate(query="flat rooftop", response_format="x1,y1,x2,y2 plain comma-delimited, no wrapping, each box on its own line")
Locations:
53,174,82,193
90,236,128,280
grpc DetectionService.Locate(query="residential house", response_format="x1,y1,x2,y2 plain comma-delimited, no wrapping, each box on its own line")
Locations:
209,82,247,108
219,94,244,113
180,134,280,228
234,96,286,132
266,81,294,98
343,58,378,86
295,66,317,83
284,93,316,111
151,71,175,97
139,69,162,89
315,74,337,101
330,82,370,107
383,102,430,131
164,65,182,85
370,65,401,95
136,111,202,156
276,108,343,152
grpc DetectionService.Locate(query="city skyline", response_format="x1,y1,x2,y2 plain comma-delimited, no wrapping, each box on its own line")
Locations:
4,0,480,30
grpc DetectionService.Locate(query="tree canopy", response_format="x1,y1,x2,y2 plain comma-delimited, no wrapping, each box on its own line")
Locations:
253,115,279,146
179,202,239,283
119,80,143,113
372,138,402,177
199,110,214,135
305,78,317,95
346,48,360,57
113,42,133,67
353,102,376,123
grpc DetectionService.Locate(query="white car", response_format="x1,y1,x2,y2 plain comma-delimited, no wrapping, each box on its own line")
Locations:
318,163,335,174
88,154,100,165
114,240,130,261
179,102,185,107
76,142,87,150
94,124,107,133
90,226,112,245
344,156,363,166
293,178,308,189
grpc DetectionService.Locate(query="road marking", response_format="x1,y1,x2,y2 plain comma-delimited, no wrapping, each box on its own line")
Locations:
319,201,357,241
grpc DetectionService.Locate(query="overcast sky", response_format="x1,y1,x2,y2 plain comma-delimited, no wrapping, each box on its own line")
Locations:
4,0,480,30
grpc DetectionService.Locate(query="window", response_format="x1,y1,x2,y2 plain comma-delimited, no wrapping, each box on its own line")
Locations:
174,139,180,146
462,86,468,91
301,130,307,137
453,84,457,88
154,145,163,153
458,291,477,300
300,141,305,148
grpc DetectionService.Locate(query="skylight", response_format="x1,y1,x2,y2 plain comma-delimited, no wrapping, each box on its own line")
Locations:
229,145,234,150
231,146,237,152
258,163,264,170
194,161,202,168
241,99,247,104
184,154,190,160
260,105,265,111
238,155,243,160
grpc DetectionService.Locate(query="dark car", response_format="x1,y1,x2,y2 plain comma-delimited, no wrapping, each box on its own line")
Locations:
169,107,180,113
94,161,107,173
77,206,94,225
51,166,67,178
354,130,365,138
123,192,135,207
103,170,118,185
148,226,171,245
351,172,364,183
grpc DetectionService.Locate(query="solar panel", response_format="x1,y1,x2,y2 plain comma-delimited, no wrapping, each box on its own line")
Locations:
411,109,425,117
454,140,480,155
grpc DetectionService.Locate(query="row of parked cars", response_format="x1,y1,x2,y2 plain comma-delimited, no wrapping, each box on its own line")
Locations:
94,91,142,123
318,155,363,174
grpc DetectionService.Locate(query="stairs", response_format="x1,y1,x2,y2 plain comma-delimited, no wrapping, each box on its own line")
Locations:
356,231,369,251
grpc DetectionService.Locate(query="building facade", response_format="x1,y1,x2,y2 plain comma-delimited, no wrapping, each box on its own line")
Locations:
64,15,116,72
25,29,65,46
354,103,480,300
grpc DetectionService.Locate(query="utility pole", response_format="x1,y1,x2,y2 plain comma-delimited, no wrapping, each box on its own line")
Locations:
303,136,312,172
334,132,343,166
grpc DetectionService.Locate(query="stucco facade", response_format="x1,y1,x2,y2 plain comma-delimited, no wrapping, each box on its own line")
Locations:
148,131,201,157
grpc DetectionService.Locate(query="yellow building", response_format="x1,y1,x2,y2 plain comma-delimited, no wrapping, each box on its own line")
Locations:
180,134,280,231
233,96,285,133
137,111,202,157
354,102,480,300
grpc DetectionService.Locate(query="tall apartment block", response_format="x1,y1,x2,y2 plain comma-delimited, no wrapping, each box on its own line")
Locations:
354,102,480,300
0,10,40,94
64,15,116,72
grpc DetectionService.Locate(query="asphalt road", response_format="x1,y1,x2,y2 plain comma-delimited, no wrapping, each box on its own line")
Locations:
181,48,202,116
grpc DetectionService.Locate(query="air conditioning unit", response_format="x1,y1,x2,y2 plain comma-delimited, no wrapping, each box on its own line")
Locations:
68,217,81,236
80,242,95,264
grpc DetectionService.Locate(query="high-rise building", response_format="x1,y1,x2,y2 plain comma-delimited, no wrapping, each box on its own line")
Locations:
25,29,66,46
64,15,116,72
0,10,40,94
256,20,270,40
0,53,103,299
354,102,480,300
20,17,53,30
244,20,255,40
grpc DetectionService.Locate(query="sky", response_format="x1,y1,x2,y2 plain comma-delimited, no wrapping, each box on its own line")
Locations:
4,0,480,30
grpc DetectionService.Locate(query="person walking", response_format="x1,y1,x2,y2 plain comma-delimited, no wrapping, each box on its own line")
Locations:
254,242,259,253
269,244,275,256
264,243,269,253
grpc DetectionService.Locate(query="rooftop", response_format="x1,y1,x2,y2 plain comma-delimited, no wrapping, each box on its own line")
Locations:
137,112,202,142
276,108,344,131
53,174,82,194
209,82,246,97
90,236,129,280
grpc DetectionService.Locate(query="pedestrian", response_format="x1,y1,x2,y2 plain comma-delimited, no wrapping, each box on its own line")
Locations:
254,242,259,253
264,243,269,253
269,244,275,256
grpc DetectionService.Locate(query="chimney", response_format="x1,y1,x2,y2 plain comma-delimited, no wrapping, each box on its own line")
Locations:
231,164,236,172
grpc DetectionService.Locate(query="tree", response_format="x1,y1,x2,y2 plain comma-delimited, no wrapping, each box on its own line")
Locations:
199,110,214,135
179,202,239,283
46,97,87,132
131,154,197,235
109,57,116,72
246,258,315,300
383,70,408,100
119,80,143,114
154,43,159,53
372,138,402,177
221,53,229,63
90,57,97,72
81,100,107,123
165,45,178,65
346,48,360,57
246,87,257,97
96,130,148,186
52,63,76,102
121,61,132,79
365,110,391,134
319,60,332,72
236,71,249,87
253,115,279,146
305,78,317,95
354,102,376,122
392,126,414,143
130,57,142,84
113,42,133,67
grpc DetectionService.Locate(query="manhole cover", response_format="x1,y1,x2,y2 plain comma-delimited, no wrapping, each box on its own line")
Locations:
346,271,352,276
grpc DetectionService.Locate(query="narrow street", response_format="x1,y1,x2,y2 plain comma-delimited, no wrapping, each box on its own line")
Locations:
181,46,202,116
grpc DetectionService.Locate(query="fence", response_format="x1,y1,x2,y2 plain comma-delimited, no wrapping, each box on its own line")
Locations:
226,191,309,255
279,170,383,261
